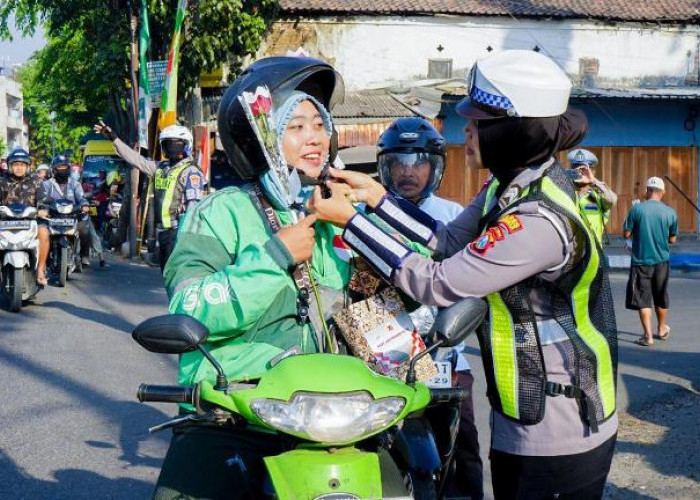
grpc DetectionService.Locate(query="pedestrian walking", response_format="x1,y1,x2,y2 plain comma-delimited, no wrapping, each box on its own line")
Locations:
623,176,678,346
567,148,617,244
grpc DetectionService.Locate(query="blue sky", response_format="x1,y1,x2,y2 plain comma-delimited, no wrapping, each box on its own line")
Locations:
0,18,46,66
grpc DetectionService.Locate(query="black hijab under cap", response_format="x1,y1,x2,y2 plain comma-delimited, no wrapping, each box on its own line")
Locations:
477,107,588,188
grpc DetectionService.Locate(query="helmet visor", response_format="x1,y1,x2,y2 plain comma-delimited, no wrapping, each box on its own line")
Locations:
378,152,445,201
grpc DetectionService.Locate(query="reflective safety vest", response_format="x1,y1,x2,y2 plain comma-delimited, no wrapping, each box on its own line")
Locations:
477,164,617,432
154,161,190,229
577,190,608,244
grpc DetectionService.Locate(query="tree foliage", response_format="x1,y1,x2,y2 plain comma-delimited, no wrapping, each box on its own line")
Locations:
1,0,278,152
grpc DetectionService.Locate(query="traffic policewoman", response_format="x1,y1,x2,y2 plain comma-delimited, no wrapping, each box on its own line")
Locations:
311,50,619,499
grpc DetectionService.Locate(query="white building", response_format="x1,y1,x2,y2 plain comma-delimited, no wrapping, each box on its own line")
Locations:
0,72,28,154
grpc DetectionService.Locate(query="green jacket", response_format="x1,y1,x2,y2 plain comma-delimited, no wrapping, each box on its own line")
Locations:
164,185,351,387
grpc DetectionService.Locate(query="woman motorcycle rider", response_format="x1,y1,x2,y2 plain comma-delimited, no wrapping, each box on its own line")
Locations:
311,50,618,499
154,57,414,500
36,155,90,285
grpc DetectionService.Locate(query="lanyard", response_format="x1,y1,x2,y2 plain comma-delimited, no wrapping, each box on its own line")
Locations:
251,184,312,324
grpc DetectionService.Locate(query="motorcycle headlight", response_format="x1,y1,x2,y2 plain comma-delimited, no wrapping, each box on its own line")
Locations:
250,392,405,444
57,204,74,215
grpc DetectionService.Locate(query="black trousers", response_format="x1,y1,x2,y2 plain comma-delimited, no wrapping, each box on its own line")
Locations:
157,228,177,272
450,371,484,500
77,218,92,258
490,434,616,500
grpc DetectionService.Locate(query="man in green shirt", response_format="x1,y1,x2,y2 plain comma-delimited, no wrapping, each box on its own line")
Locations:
623,176,678,346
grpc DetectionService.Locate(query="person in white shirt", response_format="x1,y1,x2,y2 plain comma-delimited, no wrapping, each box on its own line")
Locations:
377,117,482,499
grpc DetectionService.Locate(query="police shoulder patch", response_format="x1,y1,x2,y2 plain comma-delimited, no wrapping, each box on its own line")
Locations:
468,214,523,256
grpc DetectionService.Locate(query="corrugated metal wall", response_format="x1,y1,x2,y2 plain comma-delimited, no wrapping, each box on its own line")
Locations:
439,145,698,234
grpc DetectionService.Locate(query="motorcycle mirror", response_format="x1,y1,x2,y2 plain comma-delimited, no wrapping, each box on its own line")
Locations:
429,297,487,347
132,314,209,354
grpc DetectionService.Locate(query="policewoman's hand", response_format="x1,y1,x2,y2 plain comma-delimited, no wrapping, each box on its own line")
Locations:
309,183,356,227
329,168,387,208
277,214,318,264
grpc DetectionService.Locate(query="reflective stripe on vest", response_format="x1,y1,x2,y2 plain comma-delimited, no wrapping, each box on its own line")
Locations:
542,177,615,418
155,162,190,229
577,192,606,244
481,174,615,422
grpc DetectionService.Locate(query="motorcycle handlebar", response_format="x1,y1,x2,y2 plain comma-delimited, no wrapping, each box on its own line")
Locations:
429,387,469,404
137,384,197,405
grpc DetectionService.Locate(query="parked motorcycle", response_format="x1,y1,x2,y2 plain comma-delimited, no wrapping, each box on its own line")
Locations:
0,203,41,312
42,199,82,287
133,297,486,499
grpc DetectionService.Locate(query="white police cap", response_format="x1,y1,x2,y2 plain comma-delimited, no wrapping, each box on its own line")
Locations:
457,50,572,120
567,148,598,167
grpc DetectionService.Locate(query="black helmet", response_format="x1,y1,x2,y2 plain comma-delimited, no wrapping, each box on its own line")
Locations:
377,117,447,201
51,154,71,169
7,148,31,166
218,56,344,180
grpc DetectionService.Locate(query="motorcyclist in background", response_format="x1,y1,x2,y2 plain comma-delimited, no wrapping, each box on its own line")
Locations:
377,117,483,499
34,163,50,181
37,155,92,283
0,149,44,284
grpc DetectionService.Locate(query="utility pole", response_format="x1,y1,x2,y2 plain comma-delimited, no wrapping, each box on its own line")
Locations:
127,1,141,259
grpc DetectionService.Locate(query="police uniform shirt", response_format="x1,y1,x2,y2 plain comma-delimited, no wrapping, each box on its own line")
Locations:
113,137,206,215
378,162,618,456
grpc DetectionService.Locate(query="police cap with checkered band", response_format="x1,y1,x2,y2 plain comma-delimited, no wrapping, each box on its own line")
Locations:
456,50,572,120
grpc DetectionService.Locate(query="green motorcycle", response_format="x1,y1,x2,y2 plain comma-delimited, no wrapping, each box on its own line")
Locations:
133,297,486,499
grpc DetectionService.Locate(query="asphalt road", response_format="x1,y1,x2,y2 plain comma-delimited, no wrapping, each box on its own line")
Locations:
0,257,697,499
0,256,172,499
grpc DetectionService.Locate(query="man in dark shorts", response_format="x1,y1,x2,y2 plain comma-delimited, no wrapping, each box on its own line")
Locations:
623,176,678,346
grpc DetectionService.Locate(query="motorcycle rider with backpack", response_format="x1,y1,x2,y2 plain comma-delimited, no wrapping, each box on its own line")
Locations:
92,122,206,270
36,155,90,285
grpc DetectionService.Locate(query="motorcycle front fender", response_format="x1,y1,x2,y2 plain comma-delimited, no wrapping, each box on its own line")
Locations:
265,447,398,500
3,251,29,269
392,417,442,475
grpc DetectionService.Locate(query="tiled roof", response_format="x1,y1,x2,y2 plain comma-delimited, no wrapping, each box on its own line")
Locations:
279,1,700,23
333,92,416,119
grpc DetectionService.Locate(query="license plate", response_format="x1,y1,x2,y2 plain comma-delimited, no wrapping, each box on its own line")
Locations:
50,218,75,227
0,220,31,230
425,361,452,389
89,206,97,216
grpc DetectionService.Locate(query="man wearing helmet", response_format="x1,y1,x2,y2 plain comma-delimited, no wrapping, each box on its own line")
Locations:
0,148,42,207
377,117,482,499
0,149,45,283
93,121,205,270
567,148,617,244
312,50,618,499
35,155,91,284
